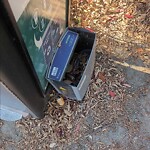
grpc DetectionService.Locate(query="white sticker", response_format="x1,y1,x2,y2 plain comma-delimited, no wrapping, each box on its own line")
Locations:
51,67,58,76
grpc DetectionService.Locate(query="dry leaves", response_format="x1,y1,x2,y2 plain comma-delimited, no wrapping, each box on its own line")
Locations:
57,97,65,106
2,1,149,149
70,0,150,60
109,90,116,98
98,72,106,82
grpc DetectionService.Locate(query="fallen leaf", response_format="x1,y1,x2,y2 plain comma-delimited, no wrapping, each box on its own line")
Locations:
136,48,144,54
57,97,65,106
98,72,106,82
64,109,72,116
123,83,131,87
109,91,116,98
124,14,133,19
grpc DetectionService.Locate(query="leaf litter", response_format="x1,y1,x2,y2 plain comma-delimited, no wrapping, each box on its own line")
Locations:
1,0,150,149
10,50,136,149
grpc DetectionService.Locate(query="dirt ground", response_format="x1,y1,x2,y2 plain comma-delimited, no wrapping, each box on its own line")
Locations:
0,0,150,149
